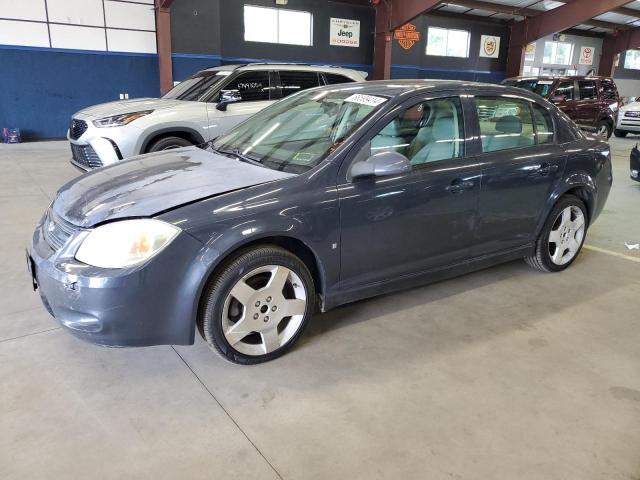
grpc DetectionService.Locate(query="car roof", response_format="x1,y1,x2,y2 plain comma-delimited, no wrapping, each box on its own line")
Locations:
506,75,613,81
199,63,367,79
307,79,521,97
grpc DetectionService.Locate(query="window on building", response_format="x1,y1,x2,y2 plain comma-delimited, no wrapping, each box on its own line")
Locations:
624,50,640,70
524,43,536,62
243,5,312,46
578,80,597,100
426,27,470,58
543,41,574,65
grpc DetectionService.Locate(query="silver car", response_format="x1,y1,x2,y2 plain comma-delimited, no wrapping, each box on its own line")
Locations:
67,63,367,170
615,98,640,137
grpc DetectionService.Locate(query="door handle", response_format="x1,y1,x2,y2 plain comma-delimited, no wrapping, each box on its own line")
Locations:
530,162,559,177
445,179,475,193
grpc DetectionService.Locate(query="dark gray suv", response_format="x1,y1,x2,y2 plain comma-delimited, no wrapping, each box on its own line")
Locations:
28,80,612,364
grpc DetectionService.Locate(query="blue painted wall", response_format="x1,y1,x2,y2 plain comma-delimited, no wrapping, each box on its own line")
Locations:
391,64,506,83
172,54,222,82
0,46,160,139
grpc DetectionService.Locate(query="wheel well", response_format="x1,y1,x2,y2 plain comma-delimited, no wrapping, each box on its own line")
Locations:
564,186,594,224
142,130,204,153
198,236,325,312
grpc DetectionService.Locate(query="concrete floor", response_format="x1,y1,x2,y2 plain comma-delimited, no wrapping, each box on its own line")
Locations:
1,138,639,480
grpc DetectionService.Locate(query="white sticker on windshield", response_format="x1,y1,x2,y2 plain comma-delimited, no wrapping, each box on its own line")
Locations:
538,80,553,84
344,94,387,106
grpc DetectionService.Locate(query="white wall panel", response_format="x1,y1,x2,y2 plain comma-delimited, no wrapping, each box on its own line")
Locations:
50,24,106,51
104,1,155,31
0,0,47,21
47,0,105,27
107,29,156,53
0,20,49,47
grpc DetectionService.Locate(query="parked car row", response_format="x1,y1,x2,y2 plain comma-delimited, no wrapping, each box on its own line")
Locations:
68,63,366,170
501,75,622,138
28,75,612,364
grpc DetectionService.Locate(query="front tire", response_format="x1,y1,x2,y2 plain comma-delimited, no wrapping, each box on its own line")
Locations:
614,129,628,138
147,136,193,152
596,121,611,139
199,246,315,364
525,195,587,272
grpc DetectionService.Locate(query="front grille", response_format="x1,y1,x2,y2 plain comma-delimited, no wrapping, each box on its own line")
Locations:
625,111,640,118
71,143,103,169
43,209,78,251
69,118,88,140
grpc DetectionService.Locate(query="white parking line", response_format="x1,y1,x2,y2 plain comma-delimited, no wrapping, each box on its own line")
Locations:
584,245,640,263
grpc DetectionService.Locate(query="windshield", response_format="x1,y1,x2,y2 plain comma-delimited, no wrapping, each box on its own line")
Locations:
211,88,388,174
162,70,231,101
504,79,554,98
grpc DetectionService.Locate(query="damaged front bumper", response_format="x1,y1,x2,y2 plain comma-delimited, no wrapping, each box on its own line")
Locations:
28,216,206,347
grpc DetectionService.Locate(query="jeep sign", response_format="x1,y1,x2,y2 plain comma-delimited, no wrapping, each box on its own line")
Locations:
330,18,360,48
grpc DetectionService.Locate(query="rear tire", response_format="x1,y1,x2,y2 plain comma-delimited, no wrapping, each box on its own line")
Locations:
147,136,193,152
614,129,628,138
199,246,315,365
525,195,588,273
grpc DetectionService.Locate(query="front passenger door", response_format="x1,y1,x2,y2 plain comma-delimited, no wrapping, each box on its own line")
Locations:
337,95,482,291
207,71,275,136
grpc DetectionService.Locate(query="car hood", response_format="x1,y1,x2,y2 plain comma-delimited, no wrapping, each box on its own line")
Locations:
74,98,188,119
622,102,640,112
53,147,295,228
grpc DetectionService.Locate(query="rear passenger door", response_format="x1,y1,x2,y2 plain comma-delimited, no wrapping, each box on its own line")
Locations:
574,79,599,128
276,70,321,98
551,80,579,123
471,94,566,257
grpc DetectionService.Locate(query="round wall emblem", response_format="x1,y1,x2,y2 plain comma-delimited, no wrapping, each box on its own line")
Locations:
483,36,497,57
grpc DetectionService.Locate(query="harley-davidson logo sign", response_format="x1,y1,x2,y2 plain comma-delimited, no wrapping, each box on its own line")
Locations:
394,23,420,50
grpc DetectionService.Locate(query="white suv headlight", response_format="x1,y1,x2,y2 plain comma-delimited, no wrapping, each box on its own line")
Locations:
75,219,180,268
93,110,154,128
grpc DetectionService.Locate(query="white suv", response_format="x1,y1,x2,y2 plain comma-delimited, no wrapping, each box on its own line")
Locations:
68,63,367,170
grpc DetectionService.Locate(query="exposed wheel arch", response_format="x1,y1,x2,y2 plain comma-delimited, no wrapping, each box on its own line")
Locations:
141,128,205,154
563,186,594,226
196,236,327,324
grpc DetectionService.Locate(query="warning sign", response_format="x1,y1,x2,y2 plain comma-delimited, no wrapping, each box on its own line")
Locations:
579,46,594,65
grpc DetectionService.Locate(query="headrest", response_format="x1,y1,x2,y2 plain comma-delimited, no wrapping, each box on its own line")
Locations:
402,104,424,122
495,115,522,134
431,115,455,141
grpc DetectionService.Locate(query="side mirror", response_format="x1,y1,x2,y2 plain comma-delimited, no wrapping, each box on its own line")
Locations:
351,151,412,180
551,94,566,104
216,91,241,111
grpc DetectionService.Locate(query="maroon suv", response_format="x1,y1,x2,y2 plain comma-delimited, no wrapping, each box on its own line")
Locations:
502,76,621,138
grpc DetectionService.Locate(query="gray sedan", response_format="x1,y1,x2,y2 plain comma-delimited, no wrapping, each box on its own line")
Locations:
28,80,612,364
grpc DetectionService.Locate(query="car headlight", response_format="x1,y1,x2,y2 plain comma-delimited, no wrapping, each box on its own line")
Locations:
75,219,180,268
93,110,153,128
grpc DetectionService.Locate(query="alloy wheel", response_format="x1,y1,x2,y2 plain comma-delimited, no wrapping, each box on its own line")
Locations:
222,265,307,356
547,205,585,266
597,124,609,137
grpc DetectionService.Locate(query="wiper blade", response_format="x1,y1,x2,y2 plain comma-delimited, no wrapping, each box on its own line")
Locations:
214,147,263,167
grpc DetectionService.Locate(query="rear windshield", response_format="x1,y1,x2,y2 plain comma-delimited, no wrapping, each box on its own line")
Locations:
503,79,555,98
